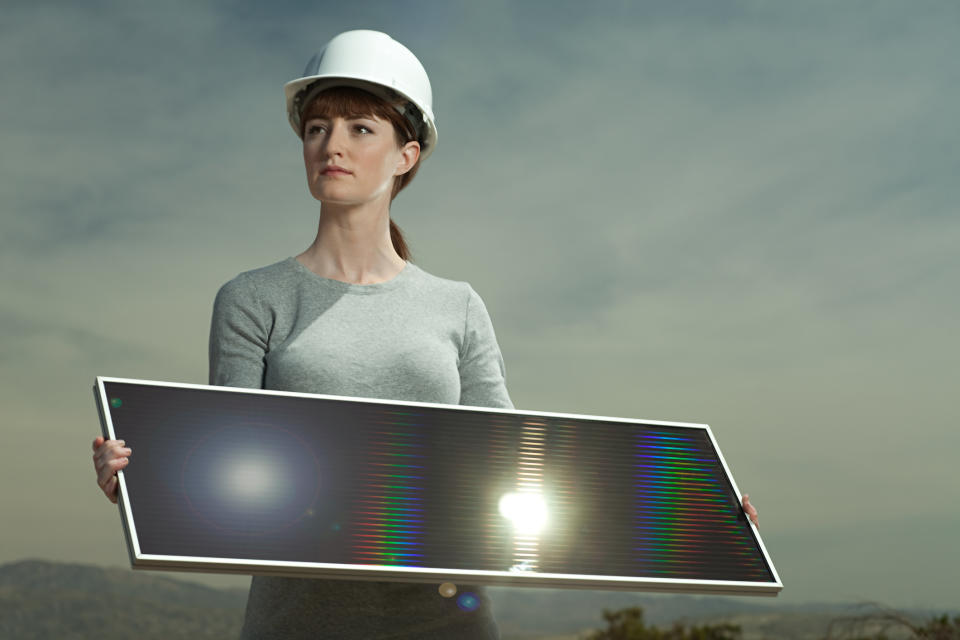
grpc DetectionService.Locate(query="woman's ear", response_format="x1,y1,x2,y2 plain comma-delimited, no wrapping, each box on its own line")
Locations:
395,141,421,176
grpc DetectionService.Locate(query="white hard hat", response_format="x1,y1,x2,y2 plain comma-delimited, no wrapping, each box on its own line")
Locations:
284,30,438,161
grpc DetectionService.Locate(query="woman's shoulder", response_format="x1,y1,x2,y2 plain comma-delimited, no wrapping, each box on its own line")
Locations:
223,257,295,288
407,262,481,302
214,258,297,304
228,257,297,285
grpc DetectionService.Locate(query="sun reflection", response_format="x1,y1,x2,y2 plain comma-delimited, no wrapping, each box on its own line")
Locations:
218,455,283,505
498,491,548,535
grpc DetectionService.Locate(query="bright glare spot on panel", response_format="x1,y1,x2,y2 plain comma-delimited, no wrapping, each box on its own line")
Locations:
221,456,280,504
498,492,548,534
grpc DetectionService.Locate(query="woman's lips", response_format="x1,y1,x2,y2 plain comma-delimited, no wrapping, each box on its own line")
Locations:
321,167,351,176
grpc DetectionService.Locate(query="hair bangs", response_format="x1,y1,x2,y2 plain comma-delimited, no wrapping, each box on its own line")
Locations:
300,87,402,135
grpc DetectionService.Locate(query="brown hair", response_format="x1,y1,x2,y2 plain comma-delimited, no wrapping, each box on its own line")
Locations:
299,86,422,260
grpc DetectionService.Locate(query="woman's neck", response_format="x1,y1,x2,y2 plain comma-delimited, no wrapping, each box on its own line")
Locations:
296,201,405,285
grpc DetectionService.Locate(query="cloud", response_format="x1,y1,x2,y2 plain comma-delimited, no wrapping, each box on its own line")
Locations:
427,5,960,335
2,0,959,608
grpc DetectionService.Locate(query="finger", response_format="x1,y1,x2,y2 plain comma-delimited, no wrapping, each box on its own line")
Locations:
105,476,119,503
97,456,129,487
106,455,130,475
93,438,114,462
741,494,758,526
93,440,129,466
94,449,129,475
97,467,113,490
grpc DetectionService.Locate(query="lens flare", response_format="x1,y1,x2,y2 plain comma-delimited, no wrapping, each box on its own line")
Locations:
456,592,479,612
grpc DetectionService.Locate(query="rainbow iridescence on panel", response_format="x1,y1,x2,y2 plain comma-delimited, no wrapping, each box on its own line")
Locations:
633,430,769,580
352,410,425,566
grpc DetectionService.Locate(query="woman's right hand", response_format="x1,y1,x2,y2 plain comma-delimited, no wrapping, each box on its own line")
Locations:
92,436,132,504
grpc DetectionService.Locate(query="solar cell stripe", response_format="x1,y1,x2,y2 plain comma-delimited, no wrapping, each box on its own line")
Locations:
353,522,425,529
635,454,715,463
632,494,728,504
634,466,715,478
367,484,422,491
356,503,424,511
637,477,722,486
354,539,422,547
632,490,727,500
632,504,726,514
640,485,725,494
356,513,424,520
634,542,736,551
635,444,703,452
634,519,742,528
633,535,742,544
369,463,424,469
635,434,696,442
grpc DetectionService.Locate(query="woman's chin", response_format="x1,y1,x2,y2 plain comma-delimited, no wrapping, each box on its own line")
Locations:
309,188,391,208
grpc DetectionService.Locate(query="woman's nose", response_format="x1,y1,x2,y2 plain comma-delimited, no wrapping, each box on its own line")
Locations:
323,120,349,155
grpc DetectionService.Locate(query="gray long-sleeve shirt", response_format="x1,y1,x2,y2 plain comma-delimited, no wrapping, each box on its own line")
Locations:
209,256,512,639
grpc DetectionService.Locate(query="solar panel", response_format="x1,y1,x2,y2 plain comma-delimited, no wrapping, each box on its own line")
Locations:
93,376,781,596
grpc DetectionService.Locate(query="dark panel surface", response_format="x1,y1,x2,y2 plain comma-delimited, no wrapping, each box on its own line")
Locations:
98,379,776,590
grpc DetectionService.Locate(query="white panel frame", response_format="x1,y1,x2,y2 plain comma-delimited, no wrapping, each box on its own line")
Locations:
93,376,782,596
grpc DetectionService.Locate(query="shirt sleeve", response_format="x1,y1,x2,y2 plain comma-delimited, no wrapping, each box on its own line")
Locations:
208,274,269,389
458,285,514,409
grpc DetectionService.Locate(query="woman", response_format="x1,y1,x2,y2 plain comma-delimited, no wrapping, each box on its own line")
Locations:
92,29,759,639
93,30,508,639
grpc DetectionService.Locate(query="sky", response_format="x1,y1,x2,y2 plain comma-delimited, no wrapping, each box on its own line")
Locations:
2,0,958,612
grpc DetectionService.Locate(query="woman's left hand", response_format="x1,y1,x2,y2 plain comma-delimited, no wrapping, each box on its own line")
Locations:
741,494,759,528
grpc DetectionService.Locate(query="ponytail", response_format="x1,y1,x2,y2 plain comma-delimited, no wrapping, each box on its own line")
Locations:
389,219,411,261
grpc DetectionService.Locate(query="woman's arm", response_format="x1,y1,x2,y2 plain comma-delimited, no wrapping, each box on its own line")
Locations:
458,285,513,410
208,274,270,389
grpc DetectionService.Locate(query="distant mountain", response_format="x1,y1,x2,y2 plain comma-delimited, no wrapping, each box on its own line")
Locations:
488,587,954,640
0,559,247,640
1,560,953,639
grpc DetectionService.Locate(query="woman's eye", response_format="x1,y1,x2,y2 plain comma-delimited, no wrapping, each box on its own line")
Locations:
306,124,326,135
355,125,372,134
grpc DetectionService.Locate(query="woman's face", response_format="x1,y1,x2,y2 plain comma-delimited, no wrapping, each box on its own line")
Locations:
302,112,419,206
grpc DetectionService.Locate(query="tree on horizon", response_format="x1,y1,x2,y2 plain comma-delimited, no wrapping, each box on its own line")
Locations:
581,605,742,640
